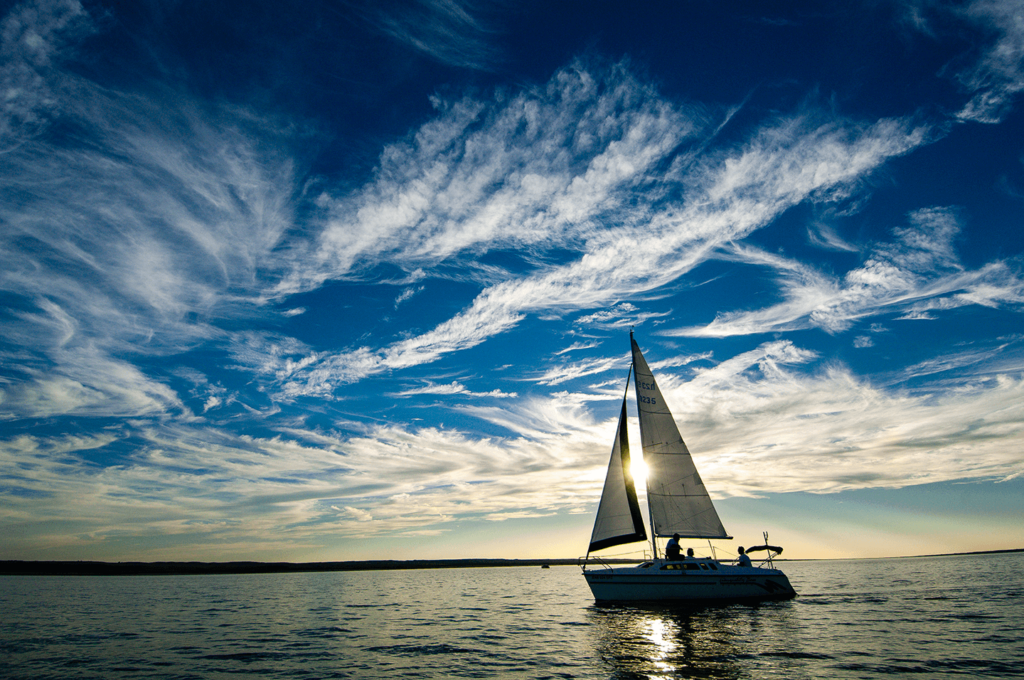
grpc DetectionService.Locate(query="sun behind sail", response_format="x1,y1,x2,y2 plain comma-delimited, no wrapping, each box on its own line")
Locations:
588,390,647,553
631,335,730,539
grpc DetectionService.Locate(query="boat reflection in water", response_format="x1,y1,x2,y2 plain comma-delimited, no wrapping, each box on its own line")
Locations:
587,601,798,679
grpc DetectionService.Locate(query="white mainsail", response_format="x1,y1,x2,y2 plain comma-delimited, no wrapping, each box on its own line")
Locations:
588,390,647,553
631,335,730,539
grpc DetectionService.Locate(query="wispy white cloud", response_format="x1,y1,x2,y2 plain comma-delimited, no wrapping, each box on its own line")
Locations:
649,352,713,370
956,0,1024,123
575,302,670,328
334,506,373,522
355,0,501,70
0,10,934,413
277,94,926,394
555,341,600,355
0,0,90,145
531,354,627,386
0,411,607,556
391,380,516,398
896,345,1011,382
656,341,1024,497
1,344,186,419
670,207,1024,337
394,286,424,309
277,59,696,296
226,333,320,382
0,2,303,419
807,218,861,252
6,337,1022,557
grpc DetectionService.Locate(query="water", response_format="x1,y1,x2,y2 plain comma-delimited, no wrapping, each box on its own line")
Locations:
1,552,1021,679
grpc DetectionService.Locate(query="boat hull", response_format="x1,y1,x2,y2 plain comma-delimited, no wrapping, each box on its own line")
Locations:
583,559,796,603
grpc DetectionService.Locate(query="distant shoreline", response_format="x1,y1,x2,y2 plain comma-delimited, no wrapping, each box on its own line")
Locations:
0,558,596,576
2,548,1020,576
778,547,1024,562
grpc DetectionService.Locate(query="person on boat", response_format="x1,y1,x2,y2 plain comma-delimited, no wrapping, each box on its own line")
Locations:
737,546,752,567
666,533,681,560
686,548,695,558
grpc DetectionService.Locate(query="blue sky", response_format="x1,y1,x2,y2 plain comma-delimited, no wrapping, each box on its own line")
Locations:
2,0,1023,562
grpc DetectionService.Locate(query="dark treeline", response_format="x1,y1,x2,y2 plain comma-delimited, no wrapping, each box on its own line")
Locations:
0,558,610,576
3,549,1020,576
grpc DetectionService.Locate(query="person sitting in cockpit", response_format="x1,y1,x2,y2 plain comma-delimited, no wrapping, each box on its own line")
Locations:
666,533,681,560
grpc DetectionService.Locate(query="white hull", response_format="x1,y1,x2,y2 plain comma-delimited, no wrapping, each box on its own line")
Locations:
583,558,796,603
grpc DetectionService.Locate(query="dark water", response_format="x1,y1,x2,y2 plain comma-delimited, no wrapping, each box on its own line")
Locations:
1,552,1021,679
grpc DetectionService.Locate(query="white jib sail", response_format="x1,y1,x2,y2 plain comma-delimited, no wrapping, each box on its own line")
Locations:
631,336,730,539
588,392,647,553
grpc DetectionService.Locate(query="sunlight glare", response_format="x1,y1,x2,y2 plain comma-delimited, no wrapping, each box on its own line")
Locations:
630,457,648,485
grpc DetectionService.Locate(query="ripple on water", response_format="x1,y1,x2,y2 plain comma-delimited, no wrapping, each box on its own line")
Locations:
1,555,1022,679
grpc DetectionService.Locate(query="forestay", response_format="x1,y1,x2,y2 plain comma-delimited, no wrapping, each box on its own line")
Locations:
630,336,729,539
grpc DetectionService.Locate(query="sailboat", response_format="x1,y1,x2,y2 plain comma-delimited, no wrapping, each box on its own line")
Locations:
581,332,796,603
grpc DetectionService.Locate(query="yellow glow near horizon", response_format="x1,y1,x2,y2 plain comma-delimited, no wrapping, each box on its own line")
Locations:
630,457,648,485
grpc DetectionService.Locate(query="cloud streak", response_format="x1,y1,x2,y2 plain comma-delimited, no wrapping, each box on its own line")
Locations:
4,336,1022,557
390,380,517,398
668,207,1024,337
274,89,926,395
955,0,1024,123
355,0,501,70
0,2,306,419
659,341,1024,497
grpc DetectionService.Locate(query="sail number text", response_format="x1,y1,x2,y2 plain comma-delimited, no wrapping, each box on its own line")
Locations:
638,380,657,404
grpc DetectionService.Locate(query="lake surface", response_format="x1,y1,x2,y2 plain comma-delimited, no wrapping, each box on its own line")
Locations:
2,552,1022,679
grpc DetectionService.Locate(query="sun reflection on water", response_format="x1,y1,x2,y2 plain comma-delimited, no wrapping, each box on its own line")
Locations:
645,617,674,677
587,603,781,679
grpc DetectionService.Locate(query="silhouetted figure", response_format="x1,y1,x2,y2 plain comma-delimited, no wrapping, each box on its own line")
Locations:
737,546,752,567
666,533,681,560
